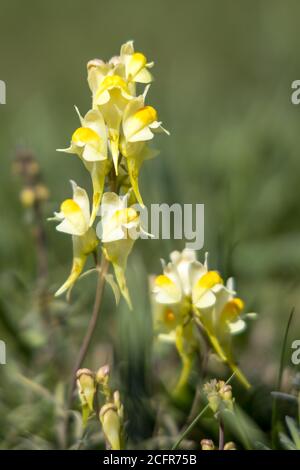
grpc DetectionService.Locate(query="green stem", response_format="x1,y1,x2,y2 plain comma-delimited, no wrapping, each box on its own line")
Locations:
271,308,295,447
174,357,193,396
172,404,210,450
218,417,225,450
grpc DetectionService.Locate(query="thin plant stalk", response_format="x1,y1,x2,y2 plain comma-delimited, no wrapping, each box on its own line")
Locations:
218,417,225,450
67,255,109,405
171,404,210,451
271,307,295,447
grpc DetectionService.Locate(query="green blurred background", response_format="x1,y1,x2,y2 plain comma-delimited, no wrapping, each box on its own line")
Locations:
0,0,300,449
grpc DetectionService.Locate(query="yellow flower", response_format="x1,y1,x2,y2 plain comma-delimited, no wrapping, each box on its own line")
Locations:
120,93,168,205
51,181,98,297
93,74,133,175
87,59,115,96
94,75,132,107
57,107,109,224
58,107,107,162
196,278,256,388
122,95,169,143
54,180,91,236
97,192,148,307
150,298,182,337
153,249,222,311
120,40,154,87
216,282,248,334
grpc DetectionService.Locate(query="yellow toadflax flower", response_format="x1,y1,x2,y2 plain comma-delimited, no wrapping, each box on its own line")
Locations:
120,93,168,206
57,107,109,225
122,95,168,144
120,40,154,89
195,277,256,387
91,64,133,175
152,249,222,312
97,192,148,308
87,59,121,98
52,180,98,297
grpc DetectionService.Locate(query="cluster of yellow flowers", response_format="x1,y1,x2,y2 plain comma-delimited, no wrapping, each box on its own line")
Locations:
51,41,168,305
151,249,256,389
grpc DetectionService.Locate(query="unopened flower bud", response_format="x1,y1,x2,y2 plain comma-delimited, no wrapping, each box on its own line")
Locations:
224,441,236,450
100,403,122,450
20,187,35,207
35,184,49,201
219,384,232,401
203,379,234,413
76,368,95,411
96,364,111,399
27,161,40,176
96,364,110,385
207,392,221,414
201,439,215,450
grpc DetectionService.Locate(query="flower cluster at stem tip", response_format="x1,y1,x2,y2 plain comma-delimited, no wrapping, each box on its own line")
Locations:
50,41,169,306
151,249,256,389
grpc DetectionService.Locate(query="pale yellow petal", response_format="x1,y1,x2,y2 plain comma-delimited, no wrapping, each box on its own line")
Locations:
153,274,182,304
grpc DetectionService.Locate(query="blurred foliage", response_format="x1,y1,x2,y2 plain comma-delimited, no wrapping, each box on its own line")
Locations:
0,0,300,449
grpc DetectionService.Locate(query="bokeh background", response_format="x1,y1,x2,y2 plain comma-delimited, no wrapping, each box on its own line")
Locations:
0,0,300,449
